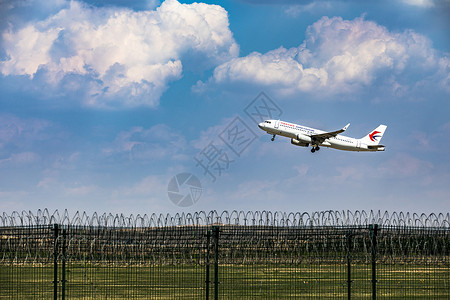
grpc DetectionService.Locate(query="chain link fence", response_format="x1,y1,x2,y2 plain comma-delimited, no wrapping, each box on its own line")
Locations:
1,210,449,299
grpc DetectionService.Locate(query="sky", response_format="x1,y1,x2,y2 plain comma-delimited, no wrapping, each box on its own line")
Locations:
0,0,449,216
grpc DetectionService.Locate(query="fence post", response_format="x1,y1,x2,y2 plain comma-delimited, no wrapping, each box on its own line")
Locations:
61,229,66,300
346,231,352,300
206,231,211,300
53,224,59,300
212,226,220,300
369,224,378,300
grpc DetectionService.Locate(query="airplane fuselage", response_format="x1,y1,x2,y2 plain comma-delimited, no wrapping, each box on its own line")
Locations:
258,120,386,152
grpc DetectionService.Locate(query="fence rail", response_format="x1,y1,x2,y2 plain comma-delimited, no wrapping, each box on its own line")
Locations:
1,210,449,299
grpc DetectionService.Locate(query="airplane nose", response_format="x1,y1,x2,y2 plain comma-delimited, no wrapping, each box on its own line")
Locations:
258,123,264,129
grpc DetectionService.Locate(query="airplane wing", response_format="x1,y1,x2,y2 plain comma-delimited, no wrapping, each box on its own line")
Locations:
310,123,350,143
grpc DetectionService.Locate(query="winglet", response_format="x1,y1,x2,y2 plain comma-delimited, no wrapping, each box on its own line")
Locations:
343,123,350,131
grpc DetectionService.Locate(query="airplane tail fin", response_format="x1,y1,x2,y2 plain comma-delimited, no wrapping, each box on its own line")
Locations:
360,125,387,145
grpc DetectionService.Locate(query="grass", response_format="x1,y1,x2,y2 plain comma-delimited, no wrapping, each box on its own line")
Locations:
0,262,448,299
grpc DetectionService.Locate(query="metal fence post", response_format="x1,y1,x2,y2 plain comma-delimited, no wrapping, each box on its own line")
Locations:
346,231,352,300
206,231,211,300
370,224,378,300
212,226,220,300
53,224,59,300
62,229,66,300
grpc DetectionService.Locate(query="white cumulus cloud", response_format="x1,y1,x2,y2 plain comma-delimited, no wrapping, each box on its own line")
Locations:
0,0,238,108
208,16,447,98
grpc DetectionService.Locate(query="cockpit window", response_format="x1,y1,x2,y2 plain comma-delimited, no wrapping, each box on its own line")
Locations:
265,121,271,124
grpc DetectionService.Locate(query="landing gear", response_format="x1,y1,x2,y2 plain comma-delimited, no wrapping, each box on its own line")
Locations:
271,135,276,141
311,146,320,153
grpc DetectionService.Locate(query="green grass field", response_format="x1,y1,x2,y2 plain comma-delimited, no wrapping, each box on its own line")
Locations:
1,262,448,299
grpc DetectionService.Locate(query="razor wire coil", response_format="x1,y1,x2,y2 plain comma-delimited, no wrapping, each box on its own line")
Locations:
1,209,449,228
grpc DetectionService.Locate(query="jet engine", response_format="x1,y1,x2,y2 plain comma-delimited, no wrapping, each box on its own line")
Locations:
291,138,309,147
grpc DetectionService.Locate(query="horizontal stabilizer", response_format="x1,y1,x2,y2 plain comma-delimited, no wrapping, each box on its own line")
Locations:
368,145,385,150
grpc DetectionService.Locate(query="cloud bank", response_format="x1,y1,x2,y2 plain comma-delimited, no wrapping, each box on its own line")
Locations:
208,16,448,98
2,2,448,108
1,0,238,108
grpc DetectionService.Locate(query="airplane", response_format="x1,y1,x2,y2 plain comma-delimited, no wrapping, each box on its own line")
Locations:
258,120,387,153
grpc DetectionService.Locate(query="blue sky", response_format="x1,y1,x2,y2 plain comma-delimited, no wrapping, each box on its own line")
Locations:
0,0,449,215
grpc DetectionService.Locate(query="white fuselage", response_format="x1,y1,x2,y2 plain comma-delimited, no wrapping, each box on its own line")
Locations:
258,120,384,152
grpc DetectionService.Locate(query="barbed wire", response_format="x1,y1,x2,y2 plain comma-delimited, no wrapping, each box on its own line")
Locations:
1,209,449,228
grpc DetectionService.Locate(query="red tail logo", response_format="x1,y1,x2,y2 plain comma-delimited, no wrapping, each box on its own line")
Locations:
369,131,381,142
